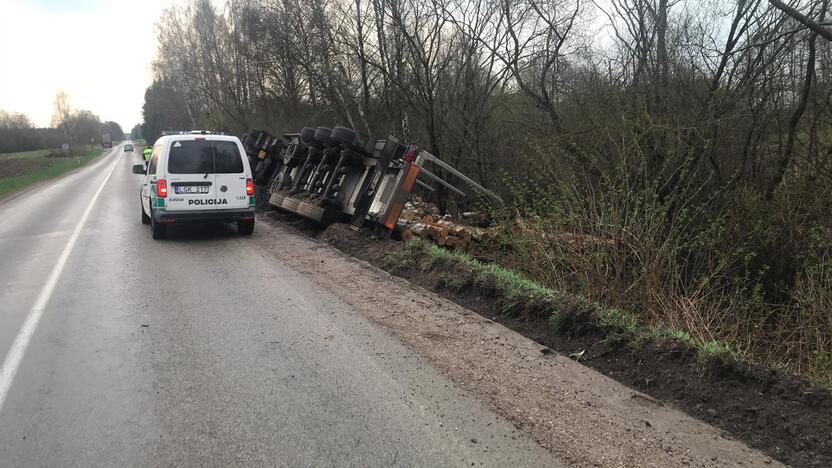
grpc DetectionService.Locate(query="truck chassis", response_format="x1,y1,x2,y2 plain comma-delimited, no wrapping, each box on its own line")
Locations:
242,126,493,233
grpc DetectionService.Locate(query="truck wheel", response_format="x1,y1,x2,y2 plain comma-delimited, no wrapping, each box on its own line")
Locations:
331,126,357,147
150,209,167,239
237,219,255,235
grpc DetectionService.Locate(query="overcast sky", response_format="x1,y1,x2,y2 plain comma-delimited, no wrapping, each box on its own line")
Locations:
0,0,175,129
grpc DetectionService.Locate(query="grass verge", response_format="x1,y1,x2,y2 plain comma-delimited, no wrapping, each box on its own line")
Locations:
0,145,105,198
385,237,737,364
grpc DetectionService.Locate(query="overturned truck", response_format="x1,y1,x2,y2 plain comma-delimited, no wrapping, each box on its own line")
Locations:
243,126,493,233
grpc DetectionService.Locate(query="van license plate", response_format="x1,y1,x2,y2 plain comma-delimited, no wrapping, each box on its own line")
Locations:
175,185,209,194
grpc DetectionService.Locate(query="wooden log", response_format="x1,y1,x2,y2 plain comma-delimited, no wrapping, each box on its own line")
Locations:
427,224,449,240
401,229,414,241
402,210,419,222
448,225,467,236
410,223,431,238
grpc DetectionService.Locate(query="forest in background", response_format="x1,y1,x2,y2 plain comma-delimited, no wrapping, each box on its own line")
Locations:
1,95,124,155
144,0,832,384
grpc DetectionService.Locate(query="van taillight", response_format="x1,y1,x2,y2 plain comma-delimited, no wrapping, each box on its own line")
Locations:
157,179,168,198
246,178,254,196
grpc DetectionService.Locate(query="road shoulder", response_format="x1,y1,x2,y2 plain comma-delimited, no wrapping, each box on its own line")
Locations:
253,216,779,467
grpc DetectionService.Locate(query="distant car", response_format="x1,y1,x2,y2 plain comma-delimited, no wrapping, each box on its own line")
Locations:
132,134,255,239
124,143,134,152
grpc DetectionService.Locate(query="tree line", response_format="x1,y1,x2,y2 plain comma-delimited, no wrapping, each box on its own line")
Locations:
0,110,64,154
1,93,123,154
146,0,832,383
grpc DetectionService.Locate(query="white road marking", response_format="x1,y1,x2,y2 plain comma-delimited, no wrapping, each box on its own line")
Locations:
0,156,121,414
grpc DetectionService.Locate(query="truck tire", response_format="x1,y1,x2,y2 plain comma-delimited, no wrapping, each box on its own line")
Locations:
299,127,317,146
330,126,357,147
312,127,333,147
141,202,150,225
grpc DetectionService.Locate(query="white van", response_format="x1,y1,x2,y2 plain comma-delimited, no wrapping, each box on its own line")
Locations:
133,133,256,239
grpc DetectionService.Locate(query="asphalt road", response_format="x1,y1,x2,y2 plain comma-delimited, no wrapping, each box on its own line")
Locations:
0,144,561,466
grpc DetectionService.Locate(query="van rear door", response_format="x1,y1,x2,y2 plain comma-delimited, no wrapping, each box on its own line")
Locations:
165,139,218,211
164,138,249,212
212,141,250,210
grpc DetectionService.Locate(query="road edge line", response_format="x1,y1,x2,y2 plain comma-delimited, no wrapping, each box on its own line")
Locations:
0,156,121,413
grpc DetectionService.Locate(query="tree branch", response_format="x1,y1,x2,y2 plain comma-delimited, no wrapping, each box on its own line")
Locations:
769,0,832,41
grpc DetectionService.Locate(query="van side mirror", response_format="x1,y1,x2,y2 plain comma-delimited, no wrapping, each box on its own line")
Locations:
132,164,146,175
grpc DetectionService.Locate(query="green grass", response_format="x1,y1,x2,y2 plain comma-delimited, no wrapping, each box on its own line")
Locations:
388,237,737,363
652,326,735,358
418,241,553,298
0,145,105,198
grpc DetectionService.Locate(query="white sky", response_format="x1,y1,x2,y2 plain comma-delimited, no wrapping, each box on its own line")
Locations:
0,0,177,129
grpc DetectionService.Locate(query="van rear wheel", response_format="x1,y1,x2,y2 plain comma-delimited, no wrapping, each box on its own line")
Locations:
150,209,167,239
237,219,255,235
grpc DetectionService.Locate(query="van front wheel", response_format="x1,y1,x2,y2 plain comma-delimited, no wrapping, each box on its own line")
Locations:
141,202,150,225
237,219,255,235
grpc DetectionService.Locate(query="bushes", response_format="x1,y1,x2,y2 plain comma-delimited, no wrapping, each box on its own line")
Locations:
469,125,832,386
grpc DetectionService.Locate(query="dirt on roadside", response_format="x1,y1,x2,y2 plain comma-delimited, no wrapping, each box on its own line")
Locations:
253,212,797,467
312,221,831,468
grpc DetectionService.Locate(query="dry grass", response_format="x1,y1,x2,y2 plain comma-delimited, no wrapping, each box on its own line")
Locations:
471,215,831,387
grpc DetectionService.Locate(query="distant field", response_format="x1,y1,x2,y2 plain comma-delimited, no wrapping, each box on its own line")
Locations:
0,145,106,198
0,149,52,161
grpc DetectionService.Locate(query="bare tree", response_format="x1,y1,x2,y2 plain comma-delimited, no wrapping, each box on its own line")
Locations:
768,0,830,195
51,91,76,148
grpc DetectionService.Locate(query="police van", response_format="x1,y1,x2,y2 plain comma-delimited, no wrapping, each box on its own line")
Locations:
132,132,256,239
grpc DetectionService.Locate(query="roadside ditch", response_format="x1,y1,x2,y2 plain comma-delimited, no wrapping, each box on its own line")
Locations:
263,208,831,467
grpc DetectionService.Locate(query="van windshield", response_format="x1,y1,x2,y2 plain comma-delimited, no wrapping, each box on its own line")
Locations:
167,140,244,174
